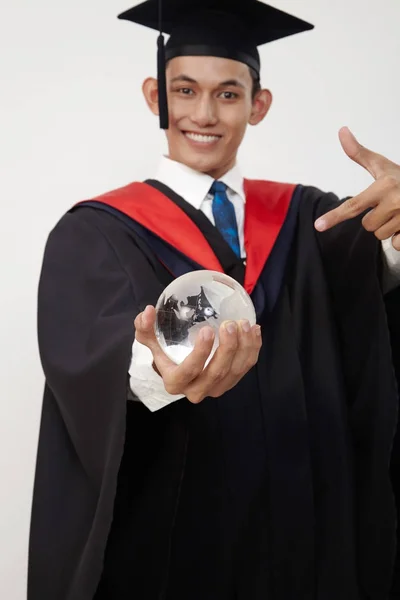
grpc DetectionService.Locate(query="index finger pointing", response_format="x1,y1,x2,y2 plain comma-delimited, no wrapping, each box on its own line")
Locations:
314,189,377,232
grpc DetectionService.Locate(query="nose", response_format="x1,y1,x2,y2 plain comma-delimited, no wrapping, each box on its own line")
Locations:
190,94,218,128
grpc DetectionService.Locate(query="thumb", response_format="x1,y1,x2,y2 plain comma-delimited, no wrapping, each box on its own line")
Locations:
134,305,158,348
134,305,173,369
339,126,386,179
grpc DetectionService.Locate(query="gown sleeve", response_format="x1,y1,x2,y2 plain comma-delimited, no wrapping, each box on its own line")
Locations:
37,209,139,486
302,186,399,595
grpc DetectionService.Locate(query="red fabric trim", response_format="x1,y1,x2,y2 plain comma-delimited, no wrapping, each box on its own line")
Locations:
87,182,223,272
82,179,296,294
243,179,296,294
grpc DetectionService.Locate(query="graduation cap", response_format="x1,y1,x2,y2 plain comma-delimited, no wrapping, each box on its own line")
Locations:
118,0,314,129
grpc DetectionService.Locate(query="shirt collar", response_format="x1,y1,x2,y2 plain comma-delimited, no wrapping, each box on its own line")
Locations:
154,156,245,211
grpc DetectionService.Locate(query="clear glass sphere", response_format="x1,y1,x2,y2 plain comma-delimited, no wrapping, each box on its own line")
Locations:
155,270,256,364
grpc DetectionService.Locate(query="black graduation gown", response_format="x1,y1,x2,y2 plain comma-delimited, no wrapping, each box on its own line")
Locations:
28,179,399,600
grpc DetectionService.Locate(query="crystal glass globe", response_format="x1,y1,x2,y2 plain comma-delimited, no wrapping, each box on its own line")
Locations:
155,270,256,364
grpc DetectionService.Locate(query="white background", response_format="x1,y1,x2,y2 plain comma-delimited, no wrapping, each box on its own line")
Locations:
0,0,399,598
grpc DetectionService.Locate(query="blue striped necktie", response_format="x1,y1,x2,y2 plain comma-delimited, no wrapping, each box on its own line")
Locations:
210,181,241,258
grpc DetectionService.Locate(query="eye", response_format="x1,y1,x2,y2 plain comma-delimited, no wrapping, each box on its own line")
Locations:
204,307,214,317
178,87,195,95
219,91,239,100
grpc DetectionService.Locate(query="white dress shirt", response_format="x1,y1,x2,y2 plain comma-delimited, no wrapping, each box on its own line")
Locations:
129,156,400,412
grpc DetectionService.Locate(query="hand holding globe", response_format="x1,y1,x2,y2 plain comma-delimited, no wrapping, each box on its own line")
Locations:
133,271,261,405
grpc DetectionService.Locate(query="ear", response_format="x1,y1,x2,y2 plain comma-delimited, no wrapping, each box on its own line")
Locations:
249,89,273,126
142,77,160,116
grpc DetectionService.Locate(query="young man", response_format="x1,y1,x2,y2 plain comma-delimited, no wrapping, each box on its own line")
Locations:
29,1,400,599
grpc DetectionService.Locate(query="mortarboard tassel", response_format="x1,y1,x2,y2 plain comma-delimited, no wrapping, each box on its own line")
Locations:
157,34,169,129
157,0,169,129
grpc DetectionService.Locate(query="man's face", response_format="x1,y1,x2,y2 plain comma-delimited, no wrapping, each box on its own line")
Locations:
143,55,271,179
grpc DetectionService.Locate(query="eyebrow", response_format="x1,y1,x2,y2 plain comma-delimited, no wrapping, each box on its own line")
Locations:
219,79,245,89
170,75,245,89
170,75,198,84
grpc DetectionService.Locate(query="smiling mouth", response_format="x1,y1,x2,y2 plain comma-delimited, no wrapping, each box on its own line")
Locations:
183,131,222,144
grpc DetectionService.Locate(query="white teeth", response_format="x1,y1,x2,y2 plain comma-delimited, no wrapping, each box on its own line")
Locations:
185,133,220,143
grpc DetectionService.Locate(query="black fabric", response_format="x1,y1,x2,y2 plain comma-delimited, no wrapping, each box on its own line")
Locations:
118,0,314,64
387,286,400,597
29,186,399,600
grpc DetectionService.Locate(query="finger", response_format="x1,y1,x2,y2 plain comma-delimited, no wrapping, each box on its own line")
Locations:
229,320,262,379
167,326,216,392
392,233,400,251
202,321,239,381
374,216,400,241
339,127,392,180
211,323,262,397
185,321,239,399
362,194,400,233
315,183,379,232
